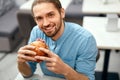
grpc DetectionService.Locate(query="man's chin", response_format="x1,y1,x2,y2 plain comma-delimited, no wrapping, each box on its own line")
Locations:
45,33,53,37
46,33,56,38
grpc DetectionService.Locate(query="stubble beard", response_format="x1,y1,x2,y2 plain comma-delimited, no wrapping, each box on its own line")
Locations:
45,18,62,38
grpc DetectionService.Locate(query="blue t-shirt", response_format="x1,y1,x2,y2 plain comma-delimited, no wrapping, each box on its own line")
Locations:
28,22,98,80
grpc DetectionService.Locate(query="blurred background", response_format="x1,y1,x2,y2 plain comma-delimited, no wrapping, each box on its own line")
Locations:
0,0,120,80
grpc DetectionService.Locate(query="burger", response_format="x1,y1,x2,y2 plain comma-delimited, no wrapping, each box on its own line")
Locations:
30,40,48,62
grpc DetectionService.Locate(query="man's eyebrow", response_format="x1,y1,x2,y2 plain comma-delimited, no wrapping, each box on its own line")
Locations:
34,16,42,19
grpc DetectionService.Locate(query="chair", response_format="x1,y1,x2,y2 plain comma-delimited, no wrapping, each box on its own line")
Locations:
65,0,100,25
96,50,100,62
17,10,36,42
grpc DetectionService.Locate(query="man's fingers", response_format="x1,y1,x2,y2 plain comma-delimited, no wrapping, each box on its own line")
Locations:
35,56,52,62
39,48,54,56
20,45,35,50
19,49,36,56
18,53,36,62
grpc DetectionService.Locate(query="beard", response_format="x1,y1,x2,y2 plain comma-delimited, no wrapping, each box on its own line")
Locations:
43,18,63,38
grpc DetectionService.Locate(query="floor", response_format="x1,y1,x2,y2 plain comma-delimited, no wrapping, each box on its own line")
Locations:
95,50,120,80
0,40,120,80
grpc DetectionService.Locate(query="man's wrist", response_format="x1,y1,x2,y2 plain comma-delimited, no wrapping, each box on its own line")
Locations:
62,64,70,76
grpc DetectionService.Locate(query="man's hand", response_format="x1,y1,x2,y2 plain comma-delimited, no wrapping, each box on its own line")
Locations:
34,48,68,75
17,45,37,63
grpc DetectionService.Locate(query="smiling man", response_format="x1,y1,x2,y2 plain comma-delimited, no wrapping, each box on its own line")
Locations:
17,0,98,80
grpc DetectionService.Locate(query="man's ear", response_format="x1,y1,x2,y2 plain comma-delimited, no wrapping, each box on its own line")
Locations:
34,18,38,24
33,16,39,25
60,8,65,19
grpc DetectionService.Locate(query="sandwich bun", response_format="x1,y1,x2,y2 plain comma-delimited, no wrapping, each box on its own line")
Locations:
30,40,48,62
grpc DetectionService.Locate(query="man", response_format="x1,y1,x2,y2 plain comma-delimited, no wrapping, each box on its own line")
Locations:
17,0,98,80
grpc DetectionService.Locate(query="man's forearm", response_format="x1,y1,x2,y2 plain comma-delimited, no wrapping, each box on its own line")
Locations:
18,62,32,77
63,65,89,80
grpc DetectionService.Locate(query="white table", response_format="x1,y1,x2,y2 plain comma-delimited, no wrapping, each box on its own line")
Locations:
20,0,72,10
82,0,120,14
15,73,65,80
83,17,120,49
83,16,120,80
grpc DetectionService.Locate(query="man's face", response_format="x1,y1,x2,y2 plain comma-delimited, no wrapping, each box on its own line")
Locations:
33,3,65,39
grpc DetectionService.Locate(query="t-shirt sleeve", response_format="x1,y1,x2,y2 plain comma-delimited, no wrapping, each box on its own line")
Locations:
76,35,98,80
27,61,37,74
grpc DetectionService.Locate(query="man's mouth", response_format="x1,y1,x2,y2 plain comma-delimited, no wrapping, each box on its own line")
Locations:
44,26,55,33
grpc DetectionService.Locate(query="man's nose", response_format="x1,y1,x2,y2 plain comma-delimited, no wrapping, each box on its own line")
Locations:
43,18,49,26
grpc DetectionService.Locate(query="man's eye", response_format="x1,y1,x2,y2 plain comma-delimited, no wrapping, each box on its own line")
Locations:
48,13,54,17
35,17,42,21
37,17,42,21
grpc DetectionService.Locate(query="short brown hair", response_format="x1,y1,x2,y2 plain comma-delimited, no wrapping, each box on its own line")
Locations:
31,0,62,16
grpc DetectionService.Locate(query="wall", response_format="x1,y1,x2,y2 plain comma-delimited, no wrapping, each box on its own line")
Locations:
0,0,15,16
14,0,28,7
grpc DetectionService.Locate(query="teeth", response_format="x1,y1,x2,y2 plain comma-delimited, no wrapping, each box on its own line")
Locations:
45,26,53,30
46,27,52,30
